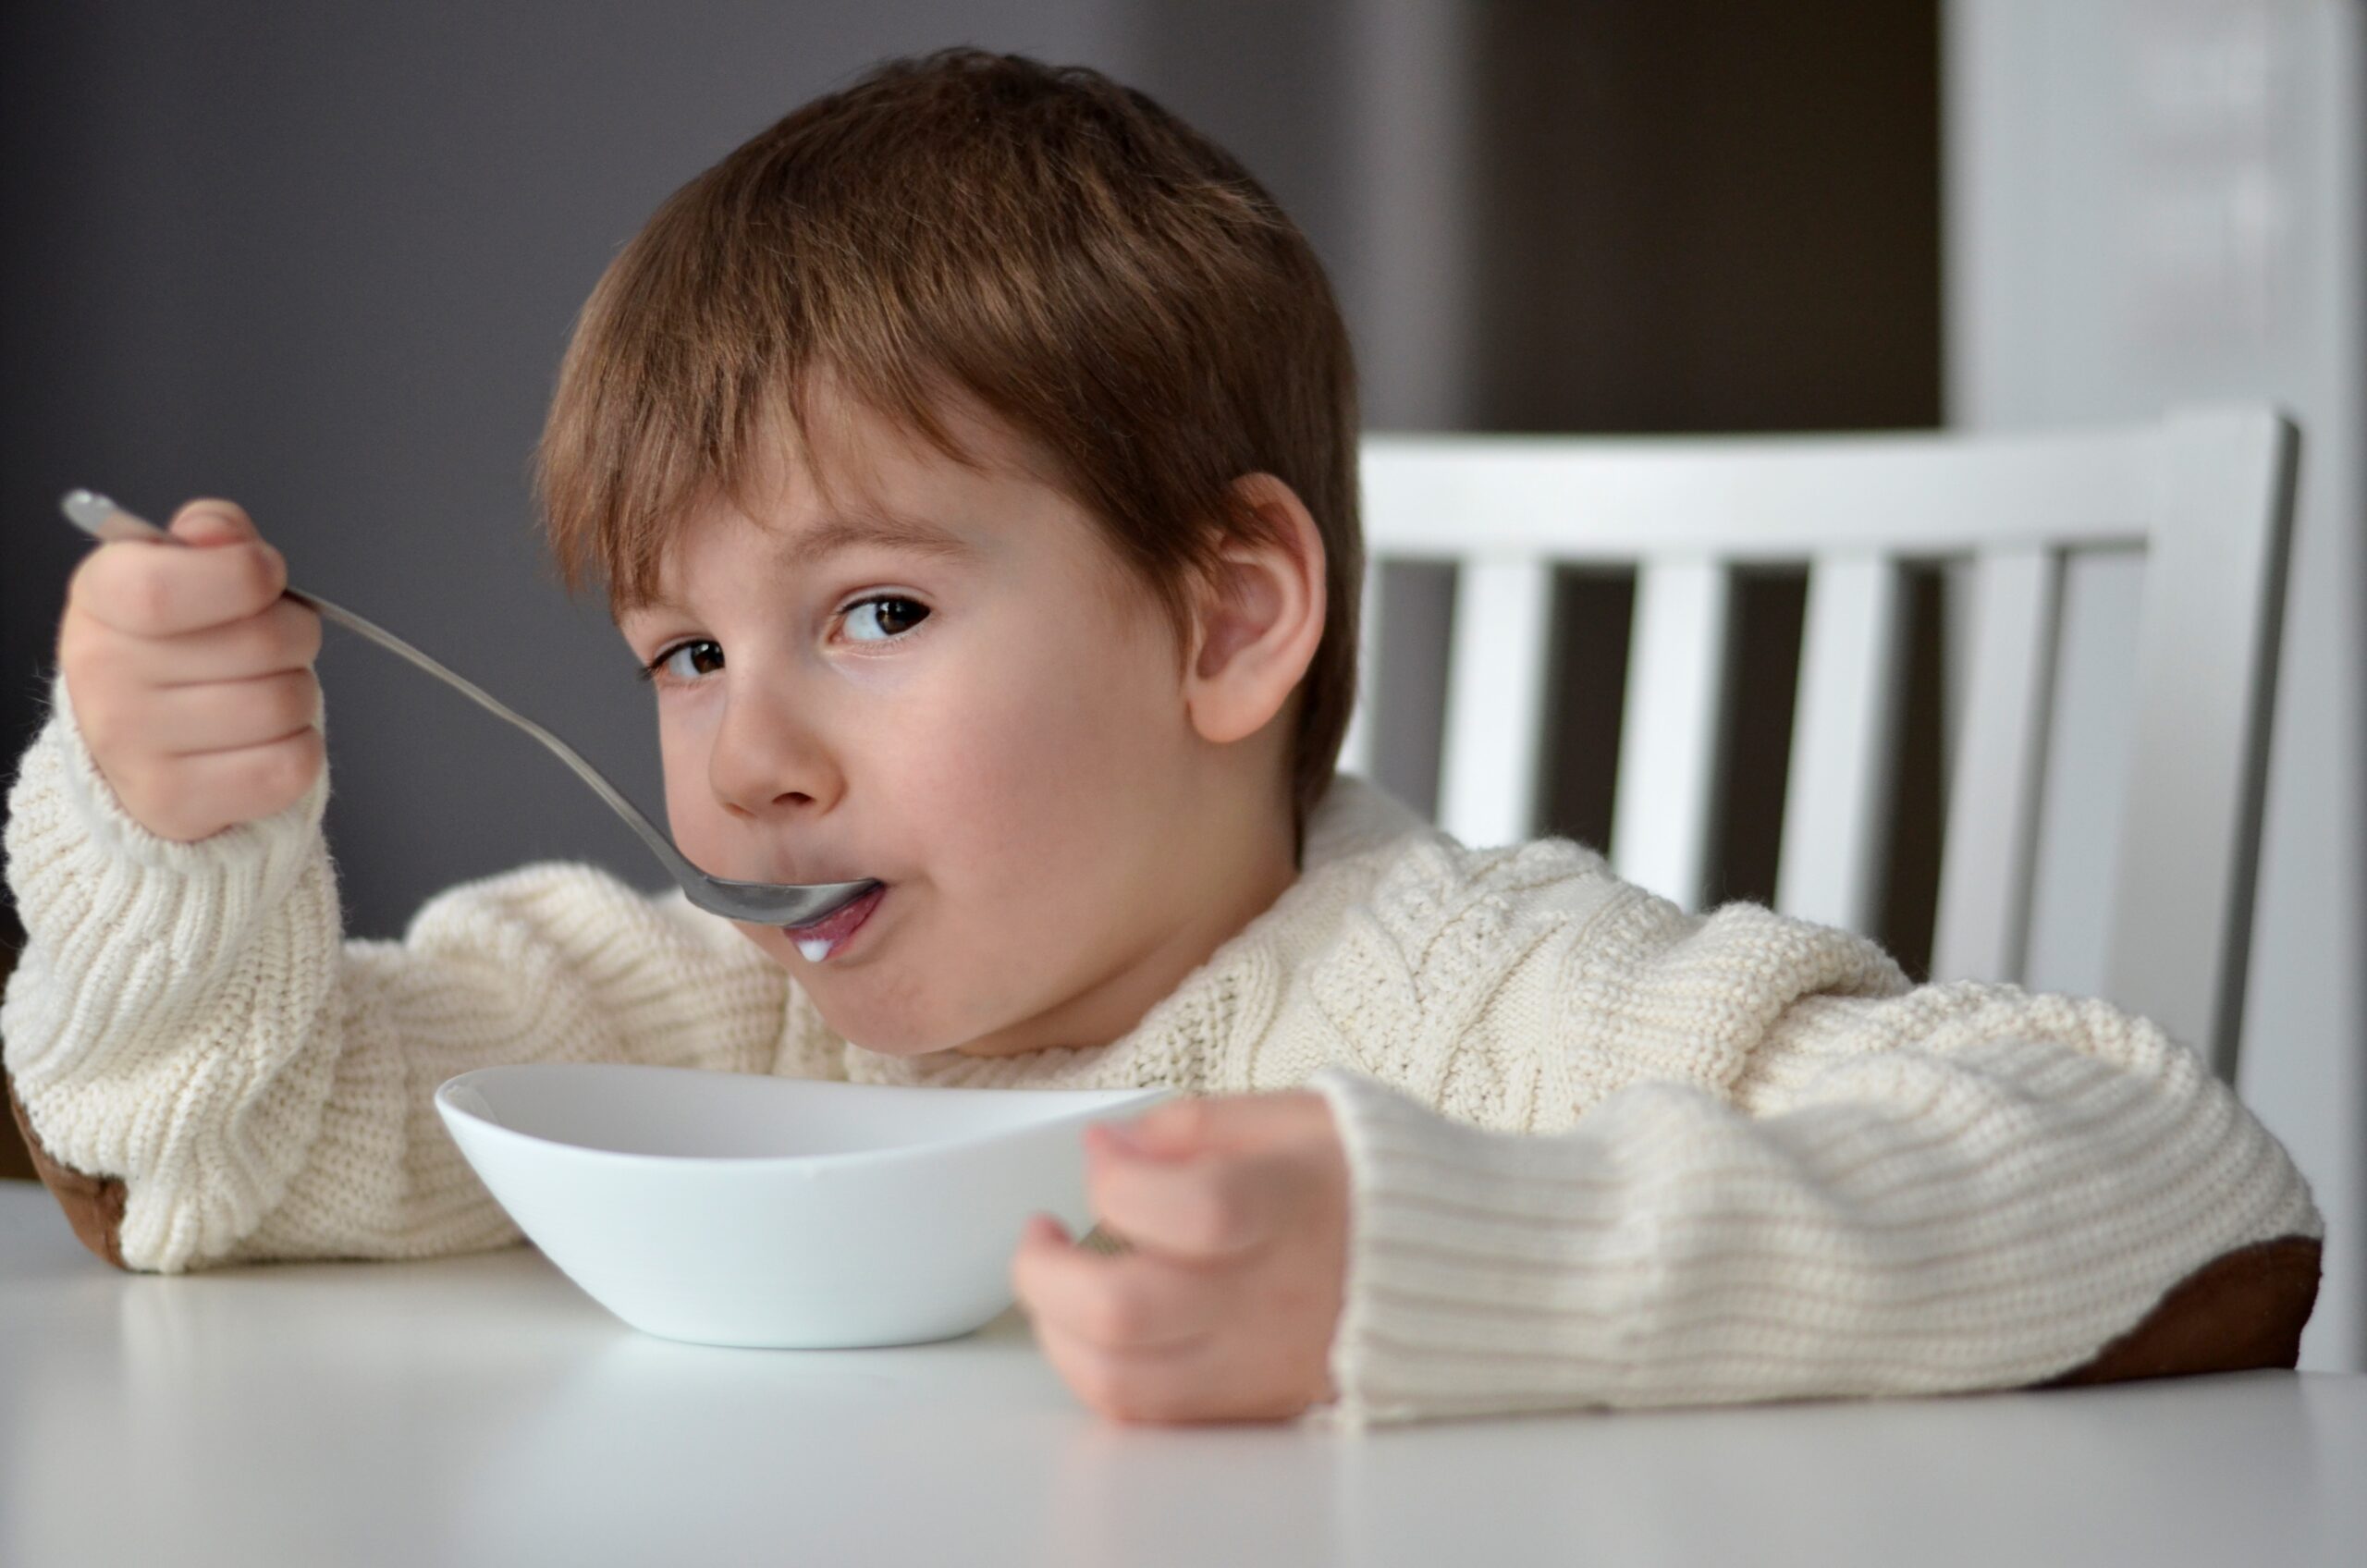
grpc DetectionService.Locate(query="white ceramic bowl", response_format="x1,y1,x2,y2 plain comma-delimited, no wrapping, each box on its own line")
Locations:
434,1063,1169,1349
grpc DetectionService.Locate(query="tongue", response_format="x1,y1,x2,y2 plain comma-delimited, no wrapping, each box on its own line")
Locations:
788,885,879,942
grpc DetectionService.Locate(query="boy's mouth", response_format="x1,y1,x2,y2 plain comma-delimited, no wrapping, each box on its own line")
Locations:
783,883,888,963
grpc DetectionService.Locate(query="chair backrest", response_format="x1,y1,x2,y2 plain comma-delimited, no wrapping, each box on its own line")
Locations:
1346,406,2299,1084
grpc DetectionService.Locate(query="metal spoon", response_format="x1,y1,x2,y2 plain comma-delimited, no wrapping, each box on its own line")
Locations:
59,490,879,930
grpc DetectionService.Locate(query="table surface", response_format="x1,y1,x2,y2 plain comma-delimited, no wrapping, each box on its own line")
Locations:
3,1185,2361,1568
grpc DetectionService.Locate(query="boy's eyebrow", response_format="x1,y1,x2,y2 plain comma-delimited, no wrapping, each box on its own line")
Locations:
772,509,982,570
633,508,981,617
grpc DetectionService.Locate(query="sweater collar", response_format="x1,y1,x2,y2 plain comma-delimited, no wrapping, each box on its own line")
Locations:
841,772,1432,1090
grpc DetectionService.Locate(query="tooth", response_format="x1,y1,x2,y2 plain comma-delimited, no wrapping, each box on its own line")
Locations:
795,937,832,962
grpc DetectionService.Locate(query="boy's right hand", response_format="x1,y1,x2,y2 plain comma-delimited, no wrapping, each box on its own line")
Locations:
56,499,325,842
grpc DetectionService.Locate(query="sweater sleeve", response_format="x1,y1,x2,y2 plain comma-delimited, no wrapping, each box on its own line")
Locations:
1304,901,2325,1427
1,680,800,1274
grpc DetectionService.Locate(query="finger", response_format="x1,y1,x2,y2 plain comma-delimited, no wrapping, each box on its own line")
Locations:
110,728,325,839
1031,1317,1218,1424
74,525,288,639
101,670,323,758
114,598,324,687
1108,1090,1330,1159
167,498,261,546
1032,1318,1312,1426
1084,1132,1297,1259
66,591,316,684
1011,1213,1225,1352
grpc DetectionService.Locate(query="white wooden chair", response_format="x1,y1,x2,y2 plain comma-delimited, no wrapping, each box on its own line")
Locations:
1344,406,2299,1086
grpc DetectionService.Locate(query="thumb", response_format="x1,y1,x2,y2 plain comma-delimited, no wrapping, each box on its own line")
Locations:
168,498,261,547
1102,1091,1336,1162
1097,1096,1232,1161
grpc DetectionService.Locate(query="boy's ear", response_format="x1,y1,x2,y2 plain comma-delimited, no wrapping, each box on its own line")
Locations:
1181,473,1327,746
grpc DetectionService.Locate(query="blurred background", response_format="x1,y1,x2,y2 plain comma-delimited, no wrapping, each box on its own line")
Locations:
1,2,2358,1371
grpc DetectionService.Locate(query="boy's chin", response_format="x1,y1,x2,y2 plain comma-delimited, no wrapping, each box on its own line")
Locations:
803,993,967,1059
851,1036,972,1060
839,1023,966,1060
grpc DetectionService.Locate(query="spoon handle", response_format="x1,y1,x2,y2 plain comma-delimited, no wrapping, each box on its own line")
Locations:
56,490,703,891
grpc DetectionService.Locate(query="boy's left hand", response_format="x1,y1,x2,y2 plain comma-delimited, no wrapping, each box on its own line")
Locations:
1011,1090,1349,1424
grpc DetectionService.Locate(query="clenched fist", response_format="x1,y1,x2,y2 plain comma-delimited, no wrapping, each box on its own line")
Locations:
1012,1090,1351,1424
56,499,325,841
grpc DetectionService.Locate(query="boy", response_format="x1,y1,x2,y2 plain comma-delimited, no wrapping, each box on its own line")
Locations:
3,49,2324,1427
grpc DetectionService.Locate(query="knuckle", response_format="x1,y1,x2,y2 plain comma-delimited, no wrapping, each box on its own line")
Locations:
1083,1282,1147,1347
227,612,291,674
285,601,325,662
232,616,282,671
54,607,92,669
287,724,327,778
1010,1243,1052,1305
1070,1354,1130,1417
67,545,123,605
248,542,288,604
268,668,319,729
63,552,110,615
56,623,104,688
1166,1099,1215,1141
252,729,323,802
1139,1097,1212,1148
241,599,319,668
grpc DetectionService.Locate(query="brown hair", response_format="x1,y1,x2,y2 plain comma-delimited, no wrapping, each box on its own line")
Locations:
534,47,1362,842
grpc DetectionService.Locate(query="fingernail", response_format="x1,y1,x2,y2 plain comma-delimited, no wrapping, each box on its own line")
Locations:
177,507,241,536
1029,1213,1071,1244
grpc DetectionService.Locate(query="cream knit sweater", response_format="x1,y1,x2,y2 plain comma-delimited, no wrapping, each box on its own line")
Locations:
1,682,2324,1426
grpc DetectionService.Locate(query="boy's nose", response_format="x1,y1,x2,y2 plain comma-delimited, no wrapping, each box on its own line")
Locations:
706,685,844,819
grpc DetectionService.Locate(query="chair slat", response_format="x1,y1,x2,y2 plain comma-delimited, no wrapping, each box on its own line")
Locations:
1610,559,1733,910
2106,409,2297,1081
1337,561,1387,778
1930,546,2062,983
1438,559,1556,847
1776,555,1906,933
1360,427,2160,561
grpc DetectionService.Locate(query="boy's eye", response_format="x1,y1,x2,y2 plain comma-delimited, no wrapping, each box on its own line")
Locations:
644,639,724,683
842,595,930,643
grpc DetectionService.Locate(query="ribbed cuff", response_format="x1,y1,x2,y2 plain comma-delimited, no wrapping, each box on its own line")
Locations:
1306,1031,2327,1429
1307,1066,1650,1428
3,673,332,1090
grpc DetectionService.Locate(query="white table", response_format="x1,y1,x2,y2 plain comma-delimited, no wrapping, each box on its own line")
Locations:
3,1185,2361,1568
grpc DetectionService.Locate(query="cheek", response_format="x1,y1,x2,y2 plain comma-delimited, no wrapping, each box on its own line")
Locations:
655,705,723,853
901,616,1181,892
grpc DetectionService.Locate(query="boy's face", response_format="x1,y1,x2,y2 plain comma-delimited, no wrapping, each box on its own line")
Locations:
617,385,1284,1059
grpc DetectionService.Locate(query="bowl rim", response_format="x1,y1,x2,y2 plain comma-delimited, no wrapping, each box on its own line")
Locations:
433,1062,1173,1175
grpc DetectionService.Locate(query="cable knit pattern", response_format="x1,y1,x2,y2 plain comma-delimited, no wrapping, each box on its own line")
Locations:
4,679,803,1270
1,674,2324,1427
